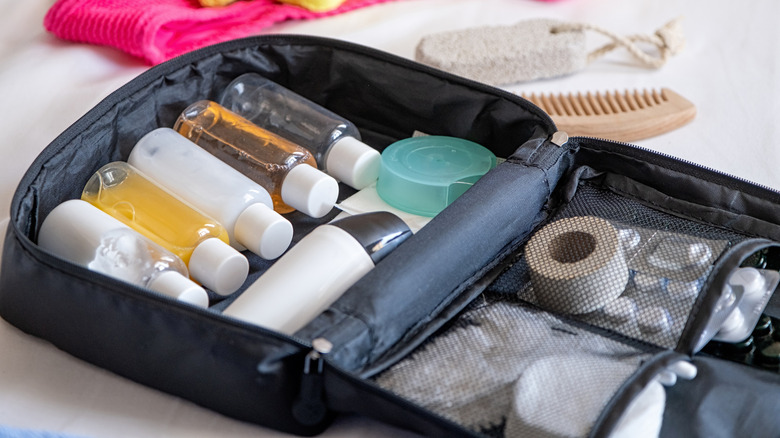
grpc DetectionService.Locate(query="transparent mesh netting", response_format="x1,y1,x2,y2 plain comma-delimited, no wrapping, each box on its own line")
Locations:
373,300,651,437
373,180,752,437
489,181,750,349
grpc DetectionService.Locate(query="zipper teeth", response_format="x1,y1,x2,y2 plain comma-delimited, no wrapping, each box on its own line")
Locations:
14,33,557,222
180,33,557,131
9,35,776,434
573,136,780,196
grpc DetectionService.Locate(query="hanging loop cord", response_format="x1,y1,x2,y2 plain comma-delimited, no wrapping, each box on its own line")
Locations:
552,18,685,68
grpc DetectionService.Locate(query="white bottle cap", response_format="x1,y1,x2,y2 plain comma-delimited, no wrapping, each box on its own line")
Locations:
148,270,209,308
234,202,294,260
188,238,249,295
729,267,766,299
325,136,381,190
280,164,339,218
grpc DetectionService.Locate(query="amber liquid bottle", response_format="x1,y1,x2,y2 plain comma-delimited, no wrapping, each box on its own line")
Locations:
220,73,380,190
174,100,338,218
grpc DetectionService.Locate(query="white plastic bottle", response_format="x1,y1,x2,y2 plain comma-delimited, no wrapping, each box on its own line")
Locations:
222,211,412,335
221,73,381,190
128,127,294,260
38,199,209,308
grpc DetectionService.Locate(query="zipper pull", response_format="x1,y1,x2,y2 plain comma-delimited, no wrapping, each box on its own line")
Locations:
511,130,570,164
551,131,569,147
292,338,333,426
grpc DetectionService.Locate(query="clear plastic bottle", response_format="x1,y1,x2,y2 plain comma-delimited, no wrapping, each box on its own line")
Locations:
174,100,339,218
81,161,249,295
38,199,209,308
128,127,293,260
220,73,380,190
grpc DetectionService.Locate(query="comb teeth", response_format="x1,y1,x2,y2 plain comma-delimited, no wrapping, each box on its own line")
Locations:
522,89,670,117
520,88,696,142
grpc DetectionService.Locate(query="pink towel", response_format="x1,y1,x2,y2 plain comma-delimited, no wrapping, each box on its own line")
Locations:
44,0,399,65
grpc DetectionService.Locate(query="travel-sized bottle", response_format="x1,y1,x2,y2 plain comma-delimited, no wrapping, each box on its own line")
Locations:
220,73,381,190
222,211,412,335
128,127,293,260
38,199,209,308
174,100,339,218
81,161,249,295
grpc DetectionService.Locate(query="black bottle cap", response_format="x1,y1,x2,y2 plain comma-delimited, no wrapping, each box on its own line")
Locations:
753,314,773,339
756,342,780,368
722,336,755,357
331,211,412,264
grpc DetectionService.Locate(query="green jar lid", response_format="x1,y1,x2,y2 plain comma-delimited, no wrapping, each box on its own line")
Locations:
376,136,496,217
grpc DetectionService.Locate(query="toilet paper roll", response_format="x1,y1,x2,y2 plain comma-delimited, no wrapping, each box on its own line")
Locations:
526,216,629,314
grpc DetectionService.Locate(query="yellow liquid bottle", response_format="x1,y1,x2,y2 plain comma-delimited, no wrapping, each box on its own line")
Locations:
174,100,338,218
81,161,248,295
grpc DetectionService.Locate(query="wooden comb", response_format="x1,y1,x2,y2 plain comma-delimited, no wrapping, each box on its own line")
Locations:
521,88,696,142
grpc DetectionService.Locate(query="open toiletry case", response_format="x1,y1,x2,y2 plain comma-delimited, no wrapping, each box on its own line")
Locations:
3,35,780,437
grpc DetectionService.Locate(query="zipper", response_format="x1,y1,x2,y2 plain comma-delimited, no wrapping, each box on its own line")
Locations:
571,136,780,197
292,337,333,426
16,33,780,436
146,32,557,132
10,30,562,353
292,336,477,436
254,34,557,131
10,31,560,240
508,81,777,197
13,32,557,246
551,130,569,147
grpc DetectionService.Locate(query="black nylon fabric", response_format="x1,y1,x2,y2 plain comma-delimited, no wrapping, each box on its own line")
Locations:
11,37,555,246
0,35,556,435
294,131,576,373
3,34,780,438
662,356,780,437
572,139,780,241
0,223,322,435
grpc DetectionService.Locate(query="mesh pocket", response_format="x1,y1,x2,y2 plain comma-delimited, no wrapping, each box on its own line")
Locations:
374,179,754,436
373,301,651,437
490,182,748,349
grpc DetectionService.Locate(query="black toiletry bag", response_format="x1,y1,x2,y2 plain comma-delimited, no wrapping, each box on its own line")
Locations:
3,35,780,437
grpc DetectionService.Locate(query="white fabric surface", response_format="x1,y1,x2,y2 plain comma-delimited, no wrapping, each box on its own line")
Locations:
0,0,778,436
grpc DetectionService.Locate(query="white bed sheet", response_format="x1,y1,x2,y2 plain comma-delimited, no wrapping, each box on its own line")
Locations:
0,0,778,436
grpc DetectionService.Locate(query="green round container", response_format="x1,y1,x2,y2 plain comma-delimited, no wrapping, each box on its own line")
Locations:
376,136,496,217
